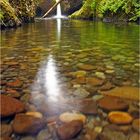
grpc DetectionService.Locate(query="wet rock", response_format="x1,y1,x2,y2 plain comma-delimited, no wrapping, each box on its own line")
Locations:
12,114,46,134
20,94,30,103
74,71,87,78
6,88,21,98
21,136,35,140
57,120,83,140
5,61,19,66
104,124,122,132
99,82,114,91
73,84,81,88
46,116,59,124
122,80,132,86
78,64,96,71
105,70,115,74
77,53,88,58
1,124,13,137
7,79,23,88
1,136,13,140
108,111,133,125
106,65,114,70
26,104,37,112
36,129,52,140
98,96,129,111
30,94,46,106
84,85,98,95
129,133,139,140
98,109,108,119
25,111,43,118
72,77,86,84
0,80,6,86
87,77,104,86
94,126,102,133
128,103,140,118
95,72,106,79
77,98,98,115
99,86,139,101
102,127,128,140
73,88,90,98
118,125,132,134
132,118,140,132
84,129,98,140
0,95,25,118
59,112,86,123
97,134,110,140
92,95,104,101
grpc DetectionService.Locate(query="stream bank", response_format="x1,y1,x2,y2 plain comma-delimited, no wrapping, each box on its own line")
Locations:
0,0,40,29
69,0,140,24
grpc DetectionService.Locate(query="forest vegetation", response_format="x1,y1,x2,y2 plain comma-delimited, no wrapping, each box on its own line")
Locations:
0,0,140,29
0,0,41,28
70,0,140,22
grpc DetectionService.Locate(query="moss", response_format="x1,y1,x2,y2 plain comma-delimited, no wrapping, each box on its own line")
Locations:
1,0,41,29
70,0,140,22
0,0,21,28
69,0,94,19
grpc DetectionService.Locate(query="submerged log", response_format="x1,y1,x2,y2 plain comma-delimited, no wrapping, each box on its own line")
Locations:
42,0,63,18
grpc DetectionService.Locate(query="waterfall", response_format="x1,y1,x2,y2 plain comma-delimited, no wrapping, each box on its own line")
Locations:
56,1,62,17
56,0,62,18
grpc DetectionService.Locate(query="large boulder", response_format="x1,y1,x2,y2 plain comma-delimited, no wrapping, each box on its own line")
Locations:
57,120,83,140
12,114,46,134
132,119,140,133
108,111,133,125
99,86,139,101
98,96,129,111
1,124,13,137
59,112,86,123
0,95,25,118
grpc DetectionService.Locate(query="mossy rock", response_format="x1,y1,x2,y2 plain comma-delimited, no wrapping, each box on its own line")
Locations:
69,0,93,19
0,0,21,28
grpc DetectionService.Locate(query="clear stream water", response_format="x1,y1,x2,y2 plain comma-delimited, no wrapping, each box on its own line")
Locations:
1,19,139,139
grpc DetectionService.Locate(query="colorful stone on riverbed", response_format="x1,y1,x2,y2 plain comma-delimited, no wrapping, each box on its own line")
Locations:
99,86,139,101
0,95,25,118
98,96,128,111
108,111,133,125
59,112,86,123
25,111,43,118
12,114,46,134
57,120,83,140
78,64,96,71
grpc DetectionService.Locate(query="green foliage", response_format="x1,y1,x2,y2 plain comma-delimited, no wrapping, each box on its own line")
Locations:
0,10,4,20
91,0,140,21
71,0,140,21
69,0,94,19
1,0,42,28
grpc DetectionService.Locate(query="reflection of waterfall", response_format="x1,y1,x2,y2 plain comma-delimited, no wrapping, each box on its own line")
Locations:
45,55,61,101
57,18,61,41
31,54,63,103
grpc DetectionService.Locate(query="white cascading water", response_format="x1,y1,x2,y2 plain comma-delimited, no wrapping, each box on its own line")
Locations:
56,0,62,18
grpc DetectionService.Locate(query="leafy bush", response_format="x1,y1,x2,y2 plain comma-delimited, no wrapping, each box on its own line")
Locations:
72,0,140,21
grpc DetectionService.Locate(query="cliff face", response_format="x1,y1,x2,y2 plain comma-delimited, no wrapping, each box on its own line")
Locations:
1,0,40,29
70,0,140,23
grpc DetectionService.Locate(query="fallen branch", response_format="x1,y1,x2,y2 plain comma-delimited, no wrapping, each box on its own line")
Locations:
42,0,63,18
